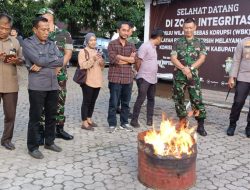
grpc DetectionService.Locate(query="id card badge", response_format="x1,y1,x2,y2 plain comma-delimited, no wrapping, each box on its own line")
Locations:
9,48,16,55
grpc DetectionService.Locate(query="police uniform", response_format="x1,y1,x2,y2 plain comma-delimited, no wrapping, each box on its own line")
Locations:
227,37,250,137
38,8,74,141
171,37,207,134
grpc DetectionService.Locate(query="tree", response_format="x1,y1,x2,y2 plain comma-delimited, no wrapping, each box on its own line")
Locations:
0,0,145,40
50,0,145,39
0,0,49,37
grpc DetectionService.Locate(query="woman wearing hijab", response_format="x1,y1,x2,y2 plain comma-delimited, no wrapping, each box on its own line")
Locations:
78,33,105,130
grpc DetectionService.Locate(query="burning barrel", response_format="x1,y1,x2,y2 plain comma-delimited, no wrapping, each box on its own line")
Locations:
137,118,197,190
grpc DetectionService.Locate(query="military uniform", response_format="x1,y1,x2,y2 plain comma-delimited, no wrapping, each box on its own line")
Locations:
171,37,207,120
49,26,73,126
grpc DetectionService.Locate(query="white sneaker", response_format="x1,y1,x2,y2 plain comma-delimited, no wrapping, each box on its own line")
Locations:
119,124,133,132
107,126,117,133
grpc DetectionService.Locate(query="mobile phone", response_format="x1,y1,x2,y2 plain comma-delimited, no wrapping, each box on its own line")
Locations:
97,48,103,55
4,54,16,63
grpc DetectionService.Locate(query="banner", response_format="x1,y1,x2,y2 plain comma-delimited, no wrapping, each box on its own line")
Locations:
150,0,250,90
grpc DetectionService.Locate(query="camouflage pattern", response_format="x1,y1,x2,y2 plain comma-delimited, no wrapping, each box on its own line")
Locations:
51,27,73,125
36,8,54,16
171,37,207,119
40,26,73,126
49,27,73,54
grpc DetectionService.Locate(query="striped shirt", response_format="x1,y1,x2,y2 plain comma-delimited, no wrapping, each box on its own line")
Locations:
108,39,136,84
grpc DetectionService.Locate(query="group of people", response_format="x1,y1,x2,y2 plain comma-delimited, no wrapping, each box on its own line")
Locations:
0,8,75,159
105,19,208,137
0,8,249,159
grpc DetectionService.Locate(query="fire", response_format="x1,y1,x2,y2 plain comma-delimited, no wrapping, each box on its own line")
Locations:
144,114,197,158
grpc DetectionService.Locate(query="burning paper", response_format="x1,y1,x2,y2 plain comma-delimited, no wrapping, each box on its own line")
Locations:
144,113,197,158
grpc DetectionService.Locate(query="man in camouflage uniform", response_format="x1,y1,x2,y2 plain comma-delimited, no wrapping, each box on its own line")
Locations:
37,8,73,140
170,18,207,136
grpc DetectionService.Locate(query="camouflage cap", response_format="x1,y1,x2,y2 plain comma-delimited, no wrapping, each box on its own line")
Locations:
37,8,54,16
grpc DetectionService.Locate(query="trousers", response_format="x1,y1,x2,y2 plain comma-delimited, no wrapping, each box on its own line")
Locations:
229,81,250,124
0,92,18,144
27,90,58,151
132,78,156,122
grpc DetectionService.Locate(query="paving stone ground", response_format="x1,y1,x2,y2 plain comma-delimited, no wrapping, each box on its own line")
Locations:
0,67,249,190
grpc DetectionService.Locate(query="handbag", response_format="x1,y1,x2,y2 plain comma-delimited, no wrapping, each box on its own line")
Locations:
73,49,89,85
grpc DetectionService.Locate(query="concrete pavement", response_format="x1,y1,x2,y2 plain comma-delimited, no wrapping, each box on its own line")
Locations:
0,67,249,190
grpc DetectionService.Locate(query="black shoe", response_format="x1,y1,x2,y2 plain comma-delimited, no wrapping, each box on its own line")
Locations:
197,119,207,136
246,127,250,138
1,142,15,150
56,125,74,140
146,121,153,126
28,149,44,159
119,124,133,132
227,126,236,136
128,112,133,119
130,119,140,128
44,144,62,152
197,127,207,136
116,107,121,114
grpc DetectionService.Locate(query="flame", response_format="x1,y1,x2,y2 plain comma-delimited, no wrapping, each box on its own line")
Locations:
144,114,197,158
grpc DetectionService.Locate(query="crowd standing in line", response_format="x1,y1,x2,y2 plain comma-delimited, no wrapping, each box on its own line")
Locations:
1,10,250,159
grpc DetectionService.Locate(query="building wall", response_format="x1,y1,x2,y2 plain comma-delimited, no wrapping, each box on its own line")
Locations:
146,0,250,90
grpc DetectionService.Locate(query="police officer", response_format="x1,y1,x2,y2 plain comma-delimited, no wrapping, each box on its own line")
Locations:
37,8,73,140
170,18,207,136
227,37,250,138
